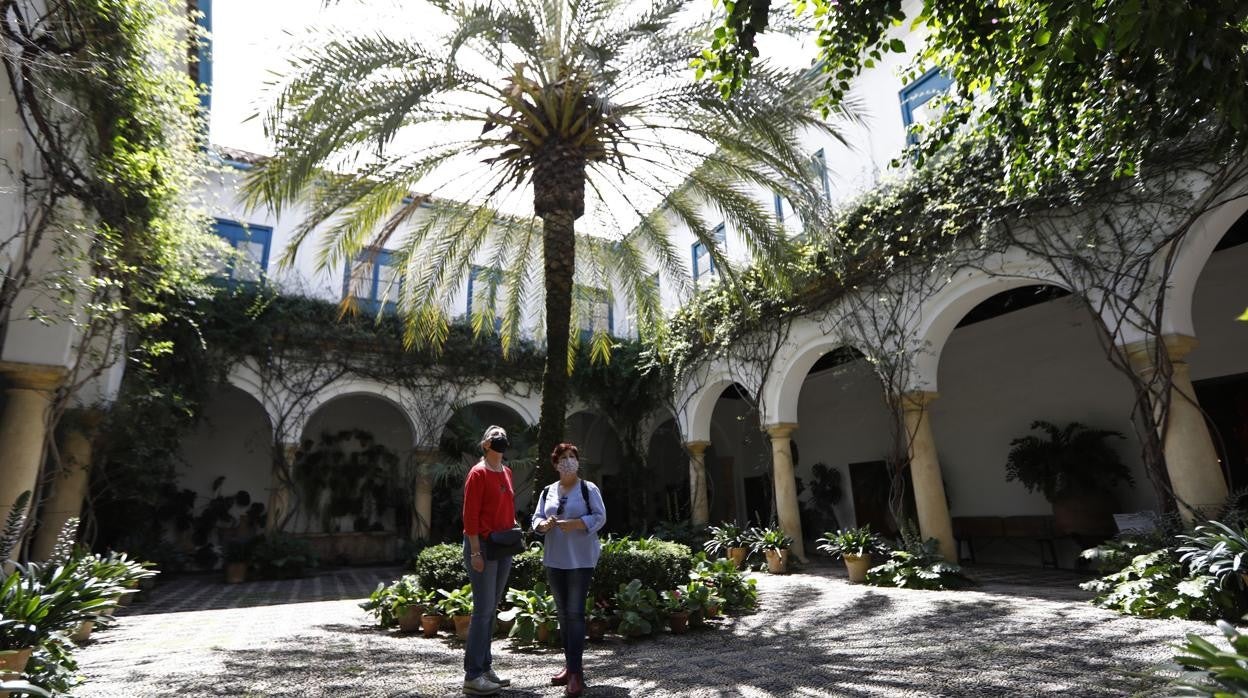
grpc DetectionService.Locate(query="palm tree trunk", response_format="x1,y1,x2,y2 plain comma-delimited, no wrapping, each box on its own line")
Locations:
536,208,576,474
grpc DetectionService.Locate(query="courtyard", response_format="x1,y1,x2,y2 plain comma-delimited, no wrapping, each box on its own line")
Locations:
75,565,1205,697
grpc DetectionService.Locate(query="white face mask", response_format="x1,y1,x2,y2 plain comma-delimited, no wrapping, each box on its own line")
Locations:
556,456,579,477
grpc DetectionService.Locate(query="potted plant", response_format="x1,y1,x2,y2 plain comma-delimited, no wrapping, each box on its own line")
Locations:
396,581,433,634
613,580,659,639
585,597,610,641
437,585,474,641
816,526,882,584
420,605,443,639
501,585,558,645
222,539,250,585
751,527,794,574
703,523,750,569
659,589,690,634
1005,420,1132,538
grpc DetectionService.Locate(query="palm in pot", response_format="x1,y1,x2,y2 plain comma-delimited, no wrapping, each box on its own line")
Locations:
816,526,881,584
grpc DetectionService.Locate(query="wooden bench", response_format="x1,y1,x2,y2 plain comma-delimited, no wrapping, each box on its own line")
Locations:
952,515,1059,568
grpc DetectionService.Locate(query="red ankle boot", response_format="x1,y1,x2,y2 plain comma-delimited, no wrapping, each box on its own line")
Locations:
566,672,585,697
551,668,570,686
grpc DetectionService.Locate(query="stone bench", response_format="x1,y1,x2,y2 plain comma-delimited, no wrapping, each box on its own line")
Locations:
952,515,1059,568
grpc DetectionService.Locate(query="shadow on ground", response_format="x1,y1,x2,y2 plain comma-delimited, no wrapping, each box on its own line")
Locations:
139,574,1172,697
119,566,403,616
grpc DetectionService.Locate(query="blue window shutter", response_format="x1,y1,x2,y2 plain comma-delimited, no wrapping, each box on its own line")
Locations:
196,0,213,120
773,191,784,223
212,219,271,284
899,68,953,144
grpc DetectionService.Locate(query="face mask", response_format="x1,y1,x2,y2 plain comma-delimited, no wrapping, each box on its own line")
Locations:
556,457,579,476
489,435,509,453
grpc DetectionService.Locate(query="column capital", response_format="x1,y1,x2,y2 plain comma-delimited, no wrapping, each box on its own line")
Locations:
1122,333,1199,367
0,361,66,393
899,390,939,412
765,423,799,440
685,441,711,456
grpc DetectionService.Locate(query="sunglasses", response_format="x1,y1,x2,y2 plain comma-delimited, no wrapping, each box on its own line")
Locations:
557,496,568,517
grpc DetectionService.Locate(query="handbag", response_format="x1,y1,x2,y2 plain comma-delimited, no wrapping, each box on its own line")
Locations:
484,527,525,560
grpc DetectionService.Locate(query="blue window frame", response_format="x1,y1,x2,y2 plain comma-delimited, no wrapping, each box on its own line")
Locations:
467,264,502,331
212,219,271,283
343,248,401,314
899,68,953,144
194,0,212,119
692,223,727,283
576,286,614,338
773,191,785,223
811,149,830,199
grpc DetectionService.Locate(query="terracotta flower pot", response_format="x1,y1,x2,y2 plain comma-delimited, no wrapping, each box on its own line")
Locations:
705,603,721,619
495,616,514,638
71,620,95,643
224,561,248,584
0,647,33,698
453,614,472,641
420,614,441,638
728,547,749,569
536,621,558,645
765,548,789,574
587,619,608,641
398,606,423,634
668,611,690,634
843,554,871,584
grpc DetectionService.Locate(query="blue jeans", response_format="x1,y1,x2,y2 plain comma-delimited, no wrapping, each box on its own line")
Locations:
547,566,594,674
463,537,512,681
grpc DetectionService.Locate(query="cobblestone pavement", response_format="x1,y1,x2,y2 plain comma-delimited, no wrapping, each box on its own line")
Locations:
75,563,1213,697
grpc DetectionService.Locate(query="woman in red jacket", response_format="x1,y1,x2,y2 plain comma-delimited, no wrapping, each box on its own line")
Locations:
461,425,516,696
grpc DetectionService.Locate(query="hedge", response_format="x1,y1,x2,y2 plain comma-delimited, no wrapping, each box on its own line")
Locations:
412,537,694,600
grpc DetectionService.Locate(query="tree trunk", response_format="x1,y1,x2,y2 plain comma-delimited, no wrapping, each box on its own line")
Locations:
532,146,585,481
536,208,576,476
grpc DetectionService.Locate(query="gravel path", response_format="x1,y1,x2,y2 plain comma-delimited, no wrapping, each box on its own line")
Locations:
73,565,1213,697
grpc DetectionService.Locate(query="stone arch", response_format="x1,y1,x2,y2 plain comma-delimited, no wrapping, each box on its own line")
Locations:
302,378,421,446
910,260,1074,392
677,366,744,443
457,381,539,427
225,362,280,433
762,315,873,426
1162,190,1248,338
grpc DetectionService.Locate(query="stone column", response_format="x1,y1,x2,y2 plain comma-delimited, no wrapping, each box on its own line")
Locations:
30,410,103,560
686,441,711,527
900,391,956,562
765,424,806,561
266,442,299,533
0,362,65,540
413,448,439,540
1126,334,1228,521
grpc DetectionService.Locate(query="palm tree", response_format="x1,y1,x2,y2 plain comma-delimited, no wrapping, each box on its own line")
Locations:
244,0,847,466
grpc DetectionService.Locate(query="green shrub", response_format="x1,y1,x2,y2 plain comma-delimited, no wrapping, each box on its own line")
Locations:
612,579,659,637
359,575,432,628
1080,549,1237,620
1167,620,1248,696
591,537,693,601
865,536,974,591
413,543,469,590
508,546,545,591
692,554,758,612
249,533,317,579
500,583,557,644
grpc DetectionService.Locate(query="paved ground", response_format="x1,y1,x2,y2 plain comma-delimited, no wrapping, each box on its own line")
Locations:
74,563,1212,697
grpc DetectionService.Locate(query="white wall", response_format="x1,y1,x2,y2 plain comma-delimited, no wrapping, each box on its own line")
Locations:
180,385,274,512
1190,242,1248,381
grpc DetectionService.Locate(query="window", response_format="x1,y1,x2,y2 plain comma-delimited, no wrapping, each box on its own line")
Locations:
467,264,502,331
773,191,785,223
576,286,613,337
810,149,830,200
192,0,213,118
343,248,401,314
211,219,271,283
899,69,953,144
692,223,727,283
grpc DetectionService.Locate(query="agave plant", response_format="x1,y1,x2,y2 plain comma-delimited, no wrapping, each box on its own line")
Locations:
247,0,850,461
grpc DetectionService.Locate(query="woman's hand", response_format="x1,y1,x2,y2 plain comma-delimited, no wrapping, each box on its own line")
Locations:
556,518,586,532
470,552,485,573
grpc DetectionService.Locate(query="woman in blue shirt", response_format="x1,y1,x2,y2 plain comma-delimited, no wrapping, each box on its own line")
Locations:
531,442,607,698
